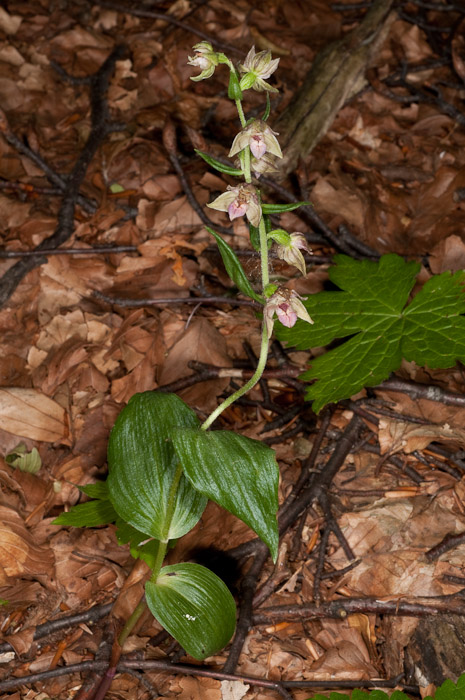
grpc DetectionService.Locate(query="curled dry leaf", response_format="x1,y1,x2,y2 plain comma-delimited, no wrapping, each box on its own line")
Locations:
378,418,465,455
0,505,55,586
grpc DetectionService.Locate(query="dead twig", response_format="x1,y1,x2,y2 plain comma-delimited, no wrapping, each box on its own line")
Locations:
0,45,126,308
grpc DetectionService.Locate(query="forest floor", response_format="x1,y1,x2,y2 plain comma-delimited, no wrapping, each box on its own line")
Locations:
1,1,465,699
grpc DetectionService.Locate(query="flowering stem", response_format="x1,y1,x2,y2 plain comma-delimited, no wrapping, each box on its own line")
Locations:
235,98,246,128
258,214,269,288
242,146,251,184
200,321,268,431
201,208,270,431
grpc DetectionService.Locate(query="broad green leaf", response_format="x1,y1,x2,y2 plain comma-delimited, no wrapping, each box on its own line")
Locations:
52,498,117,527
276,254,465,412
206,227,263,303
116,520,162,568
261,201,311,214
80,482,109,499
195,150,243,177
172,429,279,561
107,392,207,542
145,562,236,660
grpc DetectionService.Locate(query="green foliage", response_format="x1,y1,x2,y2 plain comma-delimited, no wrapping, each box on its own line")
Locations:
107,392,207,542
145,562,236,660
305,674,465,700
275,254,465,412
194,149,243,177
261,201,311,215
172,428,280,561
206,226,263,302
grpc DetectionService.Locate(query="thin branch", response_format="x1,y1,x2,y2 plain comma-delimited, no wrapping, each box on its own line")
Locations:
0,45,126,308
376,377,465,407
93,0,243,55
162,122,235,237
0,603,113,655
0,246,138,259
252,596,465,626
93,290,261,309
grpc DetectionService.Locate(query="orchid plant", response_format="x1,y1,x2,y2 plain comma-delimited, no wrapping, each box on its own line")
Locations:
54,43,313,676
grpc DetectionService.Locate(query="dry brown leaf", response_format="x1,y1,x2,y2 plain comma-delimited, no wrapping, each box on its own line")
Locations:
378,418,465,455
221,680,250,700
0,388,67,442
158,318,232,410
0,505,55,585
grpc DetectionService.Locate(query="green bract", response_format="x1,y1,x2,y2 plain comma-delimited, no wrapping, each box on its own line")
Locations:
276,254,465,412
206,226,263,303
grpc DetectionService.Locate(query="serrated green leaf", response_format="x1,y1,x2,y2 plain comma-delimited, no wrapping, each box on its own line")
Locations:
107,392,207,542
276,254,465,412
261,201,311,214
172,429,279,561
195,150,243,176
145,562,236,660
206,226,263,303
52,498,117,528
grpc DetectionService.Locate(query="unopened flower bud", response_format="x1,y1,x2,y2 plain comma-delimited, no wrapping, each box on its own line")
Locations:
239,46,280,93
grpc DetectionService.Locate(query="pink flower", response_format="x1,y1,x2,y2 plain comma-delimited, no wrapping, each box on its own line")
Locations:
207,184,262,227
229,120,282,161
264,289,313,338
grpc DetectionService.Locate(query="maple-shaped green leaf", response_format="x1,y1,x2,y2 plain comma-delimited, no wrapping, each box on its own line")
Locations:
275,254,465,413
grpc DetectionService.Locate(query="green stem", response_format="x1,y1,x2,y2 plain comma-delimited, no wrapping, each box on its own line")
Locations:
201,321,269,431
258,215,269,288
201,210,270,431
235,98,246,128
118,594,147,648
242,146,251,184
118,459,183,646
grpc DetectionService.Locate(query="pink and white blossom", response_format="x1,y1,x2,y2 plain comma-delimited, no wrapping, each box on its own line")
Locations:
207,184,262,227
264,289,313,338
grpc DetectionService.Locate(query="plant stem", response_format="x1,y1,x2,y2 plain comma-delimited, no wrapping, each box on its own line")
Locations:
258,215,269,288
235,99,246,128
118,595,147,648
201,209,270,431
242,146,251,184
200,321,269,430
